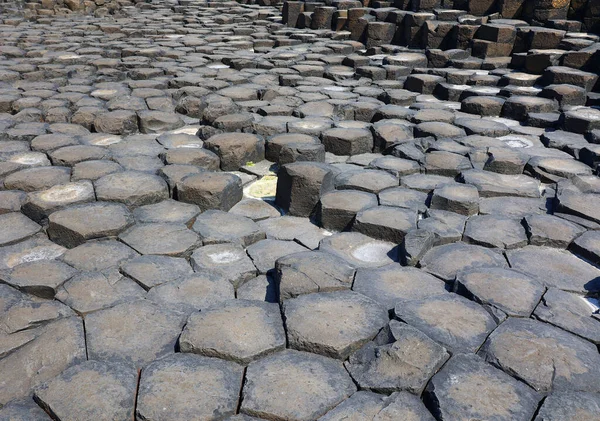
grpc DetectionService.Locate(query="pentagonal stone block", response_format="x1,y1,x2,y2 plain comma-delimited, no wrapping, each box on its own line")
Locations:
85,300,186,368
430,183,479,216
425,353,541,421
204,133,265,171
34,360,137,421
283,290,389,359
275,162,334,217
246,239,307,275
177,172,242,212
192,210,265,247
133,199,200,225
322,128,373,156
463,214,528,249
241,350,356,420
95,171,169,208
118,223,201,257
146,272,235,314
420,242,508,281
395,294,497,353
456,267,545,317
60,240,138,272
353,264,447,312
180,300,286,364
137,354,244,421
352,206,417,243
120,254,193,290
48,202,134,248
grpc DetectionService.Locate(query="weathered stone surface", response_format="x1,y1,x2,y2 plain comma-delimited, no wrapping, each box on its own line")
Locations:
60,240,138,272
0,213,41,247
524,214,586,248
137,353,244,421
241,350,356,420
346,323,449,394
318,189,378,231
133,199,200,225
0,398,52,420
420,243,508,281
534,288,600,344
55,271,145,314
192,210,265,247
247,239,307,275
120,254,193,290
317,391,389,421
95,171,169,207
395,294,497,353
352,206,417,243
177,172,243,212
34,360,137,421
146,272,234,313
0,317,86,405
2,259,77,299
506,246,600,293
534,392,600,421
283,290,389,359
191,243,257,288
48,202,134,248
319,232,399,268
463,214,528,249
373,392,436,421
479,317,600,393
456,267,545,317
275,250,355,301
353,264,447,311
118,223,201,257
85,300,186,368
21,181,95,223
425,353,541,421
180,299,286,364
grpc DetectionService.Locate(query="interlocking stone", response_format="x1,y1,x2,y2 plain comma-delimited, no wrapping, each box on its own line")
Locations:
191,243,258,288
425,353,541,421
506,246,600,293
48,202,134,248
345,323,449,394
34,360,138,421
479,317,600,393
119,223,201,257
319,232,399,268
95,171,169,208
85,300,186,368
204,133,265,171
534,392,600,421
241,350,356,420
283,290,389,360
395,294,497,353
420,242,508,281
137,354,244,421
60,240,138,272
1,259,76,299
456,267,545,317
275,250,355,301
146,272,234,313
463,214,528,249
177,172,243,212
180,299,286,364
353,264,447,311
0,213,41,247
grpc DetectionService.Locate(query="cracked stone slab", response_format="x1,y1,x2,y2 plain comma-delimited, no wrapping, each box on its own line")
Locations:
283,290,389,360
241,349,356,420
180,299,285,364
0,317,86,405
136,353,244,421
275,250,355,301
118,223,201,257
191,243,257,288
33,360,138,421
119,254,193,290
533,288,600,344
479,317,600,393
2,259,77,299
534,392,600,421
345,323,449,394
0,213,42,247
319,232,399,268
192,209,265,247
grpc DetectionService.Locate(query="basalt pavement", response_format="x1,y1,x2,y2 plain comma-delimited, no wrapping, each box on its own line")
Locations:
1,0,600,420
